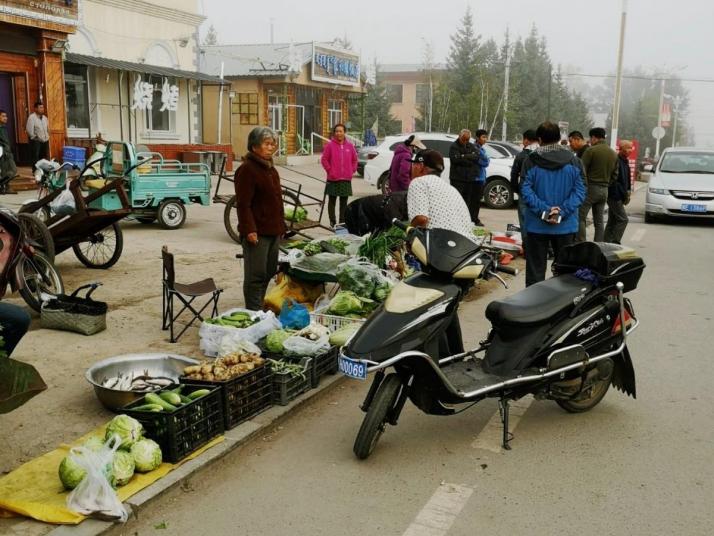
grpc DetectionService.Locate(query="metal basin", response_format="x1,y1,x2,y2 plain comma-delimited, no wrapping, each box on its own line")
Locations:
86,353,199,411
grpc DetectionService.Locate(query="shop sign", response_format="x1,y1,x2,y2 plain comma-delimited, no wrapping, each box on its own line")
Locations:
0,0,79,26
160,79,179,112
311,44,360,87
131,76,179,112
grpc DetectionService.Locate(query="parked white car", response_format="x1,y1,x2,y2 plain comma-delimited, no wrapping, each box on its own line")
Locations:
645,147,714,223
363,132,516,209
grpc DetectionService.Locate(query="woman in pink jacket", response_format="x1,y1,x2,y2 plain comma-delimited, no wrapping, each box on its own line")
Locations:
320,123,358,227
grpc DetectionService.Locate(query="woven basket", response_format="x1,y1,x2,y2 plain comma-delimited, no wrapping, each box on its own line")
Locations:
40,283,107,336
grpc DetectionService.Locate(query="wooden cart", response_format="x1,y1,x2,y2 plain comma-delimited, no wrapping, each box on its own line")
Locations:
214,156,332,243
20,178,131,269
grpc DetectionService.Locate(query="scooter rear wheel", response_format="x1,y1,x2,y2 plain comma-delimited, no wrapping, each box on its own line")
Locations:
555,366,613,413
353,373,401,460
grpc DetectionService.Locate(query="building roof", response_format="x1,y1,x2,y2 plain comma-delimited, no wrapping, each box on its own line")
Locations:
65,53,224,83
199,43,314,78
379,63,447,74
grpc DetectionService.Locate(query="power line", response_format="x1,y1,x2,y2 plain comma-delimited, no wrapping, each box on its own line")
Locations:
561,72,714,83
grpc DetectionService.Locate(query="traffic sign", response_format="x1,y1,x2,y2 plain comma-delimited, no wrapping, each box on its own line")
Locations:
652,126,666,140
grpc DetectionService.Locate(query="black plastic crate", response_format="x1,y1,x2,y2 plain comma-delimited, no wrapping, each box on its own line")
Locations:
271,357,312,406
311,347,339,388
179,364,273,430
123,384,224,463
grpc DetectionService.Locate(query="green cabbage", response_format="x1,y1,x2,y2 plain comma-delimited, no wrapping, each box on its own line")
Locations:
372,279,393,302
112,450,135,487
58,455,87,490
83,436,105,452
328,291,364,316
329,324,361,347
337,264,376,298
130,439,163,473
105,415,143,450
265,329,292,353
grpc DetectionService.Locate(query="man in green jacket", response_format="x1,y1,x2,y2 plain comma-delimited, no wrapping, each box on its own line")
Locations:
578,127,618,242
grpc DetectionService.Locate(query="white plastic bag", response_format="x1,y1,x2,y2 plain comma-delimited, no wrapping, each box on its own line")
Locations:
50,180,76,216
282,324,331,356
67,435,128,522
199,308,281,357
217,333,262,358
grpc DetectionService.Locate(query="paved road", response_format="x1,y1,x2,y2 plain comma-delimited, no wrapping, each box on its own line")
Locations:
108,186,713,536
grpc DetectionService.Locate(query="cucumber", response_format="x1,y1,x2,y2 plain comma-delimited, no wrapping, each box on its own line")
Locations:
170,385,184,395
159,391,182,406
145,392,178,411
187,389,211,400
179,394,192,404
132,403,164,412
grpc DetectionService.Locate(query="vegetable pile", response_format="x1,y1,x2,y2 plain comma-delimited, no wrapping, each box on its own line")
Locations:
267,359,308,378
265,329,293,353
183,352,265,382
58,415,163,491
204,311,258,328
336,261,394,302
357,225,406,267
329,323,362,347
128,385,211,413
284,205,308,222
328,290,375,316
291,252,350,274
100,369,173,393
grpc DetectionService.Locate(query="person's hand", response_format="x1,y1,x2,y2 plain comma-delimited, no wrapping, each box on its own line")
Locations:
547,207,561,225
624,192,631,205
246,233,258,245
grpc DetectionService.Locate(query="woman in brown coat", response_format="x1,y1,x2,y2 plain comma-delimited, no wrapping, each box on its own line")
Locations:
235,127,286,310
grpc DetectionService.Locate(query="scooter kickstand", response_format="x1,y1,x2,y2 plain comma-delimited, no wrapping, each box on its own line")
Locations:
498,398,513,450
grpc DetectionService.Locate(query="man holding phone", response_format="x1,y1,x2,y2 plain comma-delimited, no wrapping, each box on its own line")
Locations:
520,121,586,286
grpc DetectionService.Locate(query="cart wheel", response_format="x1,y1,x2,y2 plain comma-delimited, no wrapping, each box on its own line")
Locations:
17,213,55,263
136,216,157,225
223,195,241,244
72,222,123,269
35,206,51,224
17,252,64,312
157,200,186,230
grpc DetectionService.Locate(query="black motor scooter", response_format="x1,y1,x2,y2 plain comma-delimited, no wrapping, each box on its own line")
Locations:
340,222,644,459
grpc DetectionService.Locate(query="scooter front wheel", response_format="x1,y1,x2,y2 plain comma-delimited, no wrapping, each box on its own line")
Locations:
353,373,401,460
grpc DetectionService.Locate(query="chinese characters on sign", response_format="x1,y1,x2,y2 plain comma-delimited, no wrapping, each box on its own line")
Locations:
130,76,179,112
311,44,361,87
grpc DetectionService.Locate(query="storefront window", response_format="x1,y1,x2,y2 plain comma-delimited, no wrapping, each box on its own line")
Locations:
65,63,90,136
328,99,343,128
386,84,403,104
145,75,176,133
267,94,284,132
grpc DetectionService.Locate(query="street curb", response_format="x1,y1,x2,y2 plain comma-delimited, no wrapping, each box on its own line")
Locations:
46,374,346,536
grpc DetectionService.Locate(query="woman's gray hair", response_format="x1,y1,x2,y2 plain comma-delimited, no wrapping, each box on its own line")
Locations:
247,126,278,152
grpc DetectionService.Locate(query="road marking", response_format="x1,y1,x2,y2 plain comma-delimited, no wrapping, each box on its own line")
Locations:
471,396,534,453
630,228,646,242
402,483,474,536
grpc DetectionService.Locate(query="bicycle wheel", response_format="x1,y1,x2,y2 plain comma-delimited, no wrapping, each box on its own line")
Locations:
17,252,64,312
72,222,123,269
17,213,55,263
223,195,240,244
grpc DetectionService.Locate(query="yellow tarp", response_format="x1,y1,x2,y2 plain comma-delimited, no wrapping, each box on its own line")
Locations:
0,425,224,525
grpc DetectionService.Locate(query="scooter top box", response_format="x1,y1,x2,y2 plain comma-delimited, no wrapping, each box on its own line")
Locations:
553,242,645,292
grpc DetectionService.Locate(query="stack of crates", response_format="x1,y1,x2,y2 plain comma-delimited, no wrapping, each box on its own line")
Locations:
62,146,87,171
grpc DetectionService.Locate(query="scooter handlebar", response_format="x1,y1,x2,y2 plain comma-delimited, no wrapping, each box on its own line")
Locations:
391,219,408,231
496,264,519,276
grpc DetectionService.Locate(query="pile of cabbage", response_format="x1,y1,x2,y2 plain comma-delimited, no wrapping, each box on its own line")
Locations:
58,414,163,490
336,260,393,302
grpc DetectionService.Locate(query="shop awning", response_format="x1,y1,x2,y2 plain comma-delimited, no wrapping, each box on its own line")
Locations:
65,53,225,83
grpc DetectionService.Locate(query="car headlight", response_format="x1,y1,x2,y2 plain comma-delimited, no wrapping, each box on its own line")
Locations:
648,187,667,195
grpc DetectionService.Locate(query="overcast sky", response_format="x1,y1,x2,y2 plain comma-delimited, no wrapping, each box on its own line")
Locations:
201,0,714,146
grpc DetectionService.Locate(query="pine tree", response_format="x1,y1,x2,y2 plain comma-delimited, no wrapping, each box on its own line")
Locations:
446,7,479,97
348,69,400,137
203,24,219,46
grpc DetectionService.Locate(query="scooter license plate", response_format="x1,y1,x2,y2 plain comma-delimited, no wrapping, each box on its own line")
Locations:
338,356,368,380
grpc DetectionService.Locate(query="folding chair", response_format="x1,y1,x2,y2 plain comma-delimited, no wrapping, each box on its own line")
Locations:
161,246,223,343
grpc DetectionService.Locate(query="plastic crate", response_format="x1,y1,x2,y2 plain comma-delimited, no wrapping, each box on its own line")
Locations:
310,309,366,333
63,146,86,161
311,347,339,387
179,364,273,430
271,357,312,406
123,384,224,463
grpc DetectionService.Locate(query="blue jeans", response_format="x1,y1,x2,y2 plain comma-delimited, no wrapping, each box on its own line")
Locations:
0,303,31,357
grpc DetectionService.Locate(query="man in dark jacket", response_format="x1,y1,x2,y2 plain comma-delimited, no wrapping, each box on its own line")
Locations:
578,127,618,242
0,109,18,194
510,129,539,242
449,129,480,222
520,121,586,286
568,131,588,158
604,140,633,244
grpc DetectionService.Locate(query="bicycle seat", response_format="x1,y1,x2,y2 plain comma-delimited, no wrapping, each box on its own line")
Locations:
486,274,592,326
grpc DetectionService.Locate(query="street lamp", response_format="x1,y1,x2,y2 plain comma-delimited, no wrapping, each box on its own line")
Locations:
610,0,628,150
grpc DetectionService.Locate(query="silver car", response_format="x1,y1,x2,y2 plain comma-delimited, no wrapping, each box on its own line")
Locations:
645,147,714,223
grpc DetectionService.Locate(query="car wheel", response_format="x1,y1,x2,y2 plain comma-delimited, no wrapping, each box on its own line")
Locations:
483,178,513,209
644,212,655,224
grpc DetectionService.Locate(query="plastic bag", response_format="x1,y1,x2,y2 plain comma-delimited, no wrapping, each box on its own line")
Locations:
282,325,331,356
279,299,310,330
336,258,379,298
50,180,76,216
291,252,350,275
217,334,262,358
67,435,128,522
199,308,280,357
263,273,324,314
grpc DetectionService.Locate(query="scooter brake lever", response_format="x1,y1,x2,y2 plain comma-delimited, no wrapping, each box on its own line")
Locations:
487,270,509,289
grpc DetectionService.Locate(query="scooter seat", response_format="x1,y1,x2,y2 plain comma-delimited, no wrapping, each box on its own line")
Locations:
486,274,592,326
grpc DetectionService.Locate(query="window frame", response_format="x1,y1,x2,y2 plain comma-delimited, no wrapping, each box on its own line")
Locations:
232,92,259,126
386,84,403,104
64,63,91,138
144,75,178,136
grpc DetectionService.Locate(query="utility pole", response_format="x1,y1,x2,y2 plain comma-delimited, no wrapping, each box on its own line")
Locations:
501,44,512,142
668,94,682,148
546,63,552,120
610,0,628,150
655,78,665,158
270,18,275,44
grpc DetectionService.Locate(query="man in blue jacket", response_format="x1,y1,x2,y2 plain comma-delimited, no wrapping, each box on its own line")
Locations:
520,121,586,286
472,129,490,226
